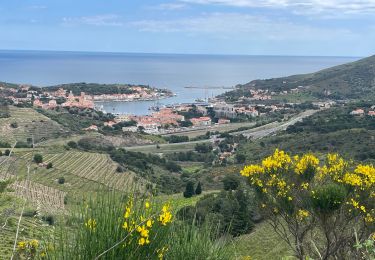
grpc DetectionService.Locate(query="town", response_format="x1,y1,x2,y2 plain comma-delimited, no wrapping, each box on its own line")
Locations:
0,83,335,136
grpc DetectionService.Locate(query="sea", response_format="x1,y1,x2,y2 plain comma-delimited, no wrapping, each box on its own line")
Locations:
0,50,360,115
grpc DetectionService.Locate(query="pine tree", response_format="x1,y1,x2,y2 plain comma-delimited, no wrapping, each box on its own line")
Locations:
183,181,195,198
195,182,202,195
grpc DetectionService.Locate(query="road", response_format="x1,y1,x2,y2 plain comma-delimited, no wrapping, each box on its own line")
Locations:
235,109,317,139
125,110,318,153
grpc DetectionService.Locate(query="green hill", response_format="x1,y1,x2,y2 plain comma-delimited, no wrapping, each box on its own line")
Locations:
229,55,375,100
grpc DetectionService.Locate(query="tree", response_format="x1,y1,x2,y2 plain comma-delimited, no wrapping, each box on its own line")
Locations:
58,177,65,184
195,182,202,195
183,181,195,198
33,154,43,164
67,141,78,149
4,149,10,156
47,162,53,169
222,175,241,191
241,149,375,260
236,153,246,164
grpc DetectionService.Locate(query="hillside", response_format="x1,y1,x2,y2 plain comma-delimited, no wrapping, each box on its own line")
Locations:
227,55,375,100
238,104,375,163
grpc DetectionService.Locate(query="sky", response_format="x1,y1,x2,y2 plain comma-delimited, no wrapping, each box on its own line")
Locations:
0,0,375,56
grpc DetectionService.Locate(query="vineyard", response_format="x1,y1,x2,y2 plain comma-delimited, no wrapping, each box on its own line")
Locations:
0,106,67,143
41,151,142,191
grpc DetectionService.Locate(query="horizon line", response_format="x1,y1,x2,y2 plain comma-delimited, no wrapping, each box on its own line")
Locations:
0,49,363,59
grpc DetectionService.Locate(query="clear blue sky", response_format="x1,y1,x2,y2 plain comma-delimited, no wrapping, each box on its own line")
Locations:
1,0,374,56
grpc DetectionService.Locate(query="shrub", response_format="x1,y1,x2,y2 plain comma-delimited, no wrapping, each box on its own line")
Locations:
58,177,65,184
195,182,202,195
165,161,182,172
183,181,195,198
177,190,255,237
33,154,43,164
67,141,78,149
47,193,173,259
4,149,11,156
222,174,241,191
46,162,53,169
42,215,55,225
241,149,375,260
10,122,18,128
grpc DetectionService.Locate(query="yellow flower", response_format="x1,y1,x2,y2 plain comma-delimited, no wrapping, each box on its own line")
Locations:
297,209,309,221
17,241,26,250
301,182,309,190
122,221,129,231
159,205,172,226
85,218,97,231
295,154,319,175
124,207,131,219
138,237,146,246
146,219,153,228
145,201,150,209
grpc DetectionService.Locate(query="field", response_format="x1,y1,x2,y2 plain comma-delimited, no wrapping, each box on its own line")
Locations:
42,151,140,189
0,106,67,143
126,140,208,154
162,121,257,139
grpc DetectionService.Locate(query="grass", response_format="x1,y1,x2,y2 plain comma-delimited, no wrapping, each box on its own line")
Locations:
0,194,53,259
227,221,293,260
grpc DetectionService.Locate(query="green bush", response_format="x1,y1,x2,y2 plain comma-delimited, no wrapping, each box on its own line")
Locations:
33,154,43,164
311,183,347,213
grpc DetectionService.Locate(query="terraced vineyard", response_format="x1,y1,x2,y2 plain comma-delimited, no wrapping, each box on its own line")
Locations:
12,180,66,211
0,106,67,143
42,151,140,191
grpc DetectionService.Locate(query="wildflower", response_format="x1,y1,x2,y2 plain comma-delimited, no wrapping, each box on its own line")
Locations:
138,237,146,246
145,201,150,209
301,182,309,190
30,239,39,248
124,206,131,219
146,219,153,228
297,209,309,221
137,225,149,238
85,218,97,231
157,247,168,260
17,241,26,250
159,205,172,226
295,154,319,175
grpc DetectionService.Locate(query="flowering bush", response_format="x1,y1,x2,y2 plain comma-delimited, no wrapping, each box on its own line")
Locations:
241,149,375,260
48,194,173,259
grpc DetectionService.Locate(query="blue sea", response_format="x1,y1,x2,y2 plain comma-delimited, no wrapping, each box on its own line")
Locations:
0,50,360,115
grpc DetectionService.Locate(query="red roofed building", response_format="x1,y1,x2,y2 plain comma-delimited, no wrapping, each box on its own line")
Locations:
368,111,375,116
350,109,365,116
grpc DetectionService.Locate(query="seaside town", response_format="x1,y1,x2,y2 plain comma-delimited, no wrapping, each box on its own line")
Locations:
0,83,349,136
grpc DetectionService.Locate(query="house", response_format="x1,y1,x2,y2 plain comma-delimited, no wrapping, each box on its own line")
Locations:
137,122,160,134
213,103,236,118
190,117,212,126
368,111,375,116
33,99,43,108
350,109,365,116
